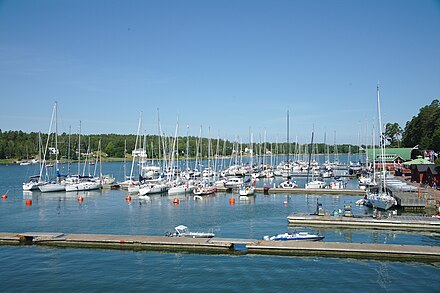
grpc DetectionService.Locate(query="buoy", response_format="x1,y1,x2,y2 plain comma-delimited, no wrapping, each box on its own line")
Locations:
229,197,235,204
25,199,32,206
283,201,288,205
125,195,132,201
1,194,7,199
78,196,84,203
173,198,179,204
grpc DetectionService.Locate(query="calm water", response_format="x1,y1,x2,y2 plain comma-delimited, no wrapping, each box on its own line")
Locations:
1,162,439,292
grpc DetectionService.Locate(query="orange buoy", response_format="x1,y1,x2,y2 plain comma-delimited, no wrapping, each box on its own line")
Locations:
229,197,235,204
173,198,179,204
1,194,7,199
125,195,132,201
78,196,84,203
25,199,32,206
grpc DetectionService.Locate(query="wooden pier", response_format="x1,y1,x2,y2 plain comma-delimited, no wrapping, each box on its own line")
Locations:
287,213,440,231
1,232,439,262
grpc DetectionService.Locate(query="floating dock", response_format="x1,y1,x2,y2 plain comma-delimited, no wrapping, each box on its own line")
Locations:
247,240,440,261
215,187,365,195
1,232,439,262
287,213,440,231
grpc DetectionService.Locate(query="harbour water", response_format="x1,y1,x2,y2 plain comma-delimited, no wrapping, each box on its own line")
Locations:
1,162,439,292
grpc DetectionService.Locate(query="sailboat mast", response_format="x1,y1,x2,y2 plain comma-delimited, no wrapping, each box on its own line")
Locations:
306,128,314,184
287,110,290,163
377,83,387,188
55,101,59,181
78,121,81,176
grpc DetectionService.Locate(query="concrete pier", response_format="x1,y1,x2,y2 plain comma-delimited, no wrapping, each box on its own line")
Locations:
247,240,440,261
1,232,439,262
216,187,365,196
287,213,440,231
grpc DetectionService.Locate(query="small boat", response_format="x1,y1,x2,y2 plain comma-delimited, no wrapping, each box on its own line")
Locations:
305,180,326,189
263,231,324,241
278,180,298,189
193,185,216,195
239,185,256,196
165,225,215,238
224,177,244,189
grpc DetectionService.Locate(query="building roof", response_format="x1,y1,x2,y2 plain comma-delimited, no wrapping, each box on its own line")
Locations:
427,165,440,175
411,164,435,172
366,147,414,162
404,156,433,166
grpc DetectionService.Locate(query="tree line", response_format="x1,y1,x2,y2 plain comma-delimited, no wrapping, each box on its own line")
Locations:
0,130,360,161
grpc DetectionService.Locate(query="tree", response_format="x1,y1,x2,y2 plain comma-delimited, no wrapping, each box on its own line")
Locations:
402,99,440,150
384,123,402,147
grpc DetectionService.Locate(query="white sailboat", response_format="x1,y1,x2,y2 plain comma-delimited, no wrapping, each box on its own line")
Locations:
365,84,397,210
39,102,66,193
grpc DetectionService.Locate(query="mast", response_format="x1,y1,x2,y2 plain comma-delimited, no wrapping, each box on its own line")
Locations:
78,121,81,176
377,83,387,189
55,101,59,182
306,127,314,184
287,110,290,163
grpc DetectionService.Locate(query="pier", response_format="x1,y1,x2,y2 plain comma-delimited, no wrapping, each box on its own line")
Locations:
215,187,366,196
287,213,440,231
1,232,439,262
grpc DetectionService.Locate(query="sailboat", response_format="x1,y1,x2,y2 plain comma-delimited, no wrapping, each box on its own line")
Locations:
65,122,101,192
23,133,46,191
365,84,397,210
305,128,326,189
39,102,66,193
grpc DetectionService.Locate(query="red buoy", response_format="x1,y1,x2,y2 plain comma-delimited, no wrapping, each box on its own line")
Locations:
173,198,179,204
25,199,32,206
78,196,84,203
125,195,132,201
229,197,235,205
1,194,7,199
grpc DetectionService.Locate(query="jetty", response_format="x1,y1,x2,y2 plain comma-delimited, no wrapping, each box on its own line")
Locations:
216,187,365,196
287,213,440,231
1,232,439,263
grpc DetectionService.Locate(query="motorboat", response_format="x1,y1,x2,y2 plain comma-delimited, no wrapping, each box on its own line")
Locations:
305,180,326,189
224,177,244,189
193,185,216,195
239,185,255,196
278,180,298,189
263,231,324,241
165,225,215,238
168,182,195,195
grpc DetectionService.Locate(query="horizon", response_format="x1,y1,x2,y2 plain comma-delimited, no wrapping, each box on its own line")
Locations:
1,1,439,144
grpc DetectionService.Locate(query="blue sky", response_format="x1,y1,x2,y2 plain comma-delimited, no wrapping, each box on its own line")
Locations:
0,0,439,144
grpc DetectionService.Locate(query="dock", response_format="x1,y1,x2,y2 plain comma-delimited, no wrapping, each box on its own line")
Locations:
247,240,440,261
1,232,439,262
215,187,365,196
287,213,440,231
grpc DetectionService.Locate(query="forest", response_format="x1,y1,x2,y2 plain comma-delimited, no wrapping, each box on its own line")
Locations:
0,130,358,162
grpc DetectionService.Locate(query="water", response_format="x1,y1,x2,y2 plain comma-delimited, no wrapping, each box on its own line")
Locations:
1,162,439,292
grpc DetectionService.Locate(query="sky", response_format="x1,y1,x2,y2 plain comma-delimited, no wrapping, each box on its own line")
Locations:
0,0,439,145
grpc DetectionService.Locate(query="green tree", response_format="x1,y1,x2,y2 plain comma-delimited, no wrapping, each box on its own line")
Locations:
384,122,402,147
402,99,440,150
